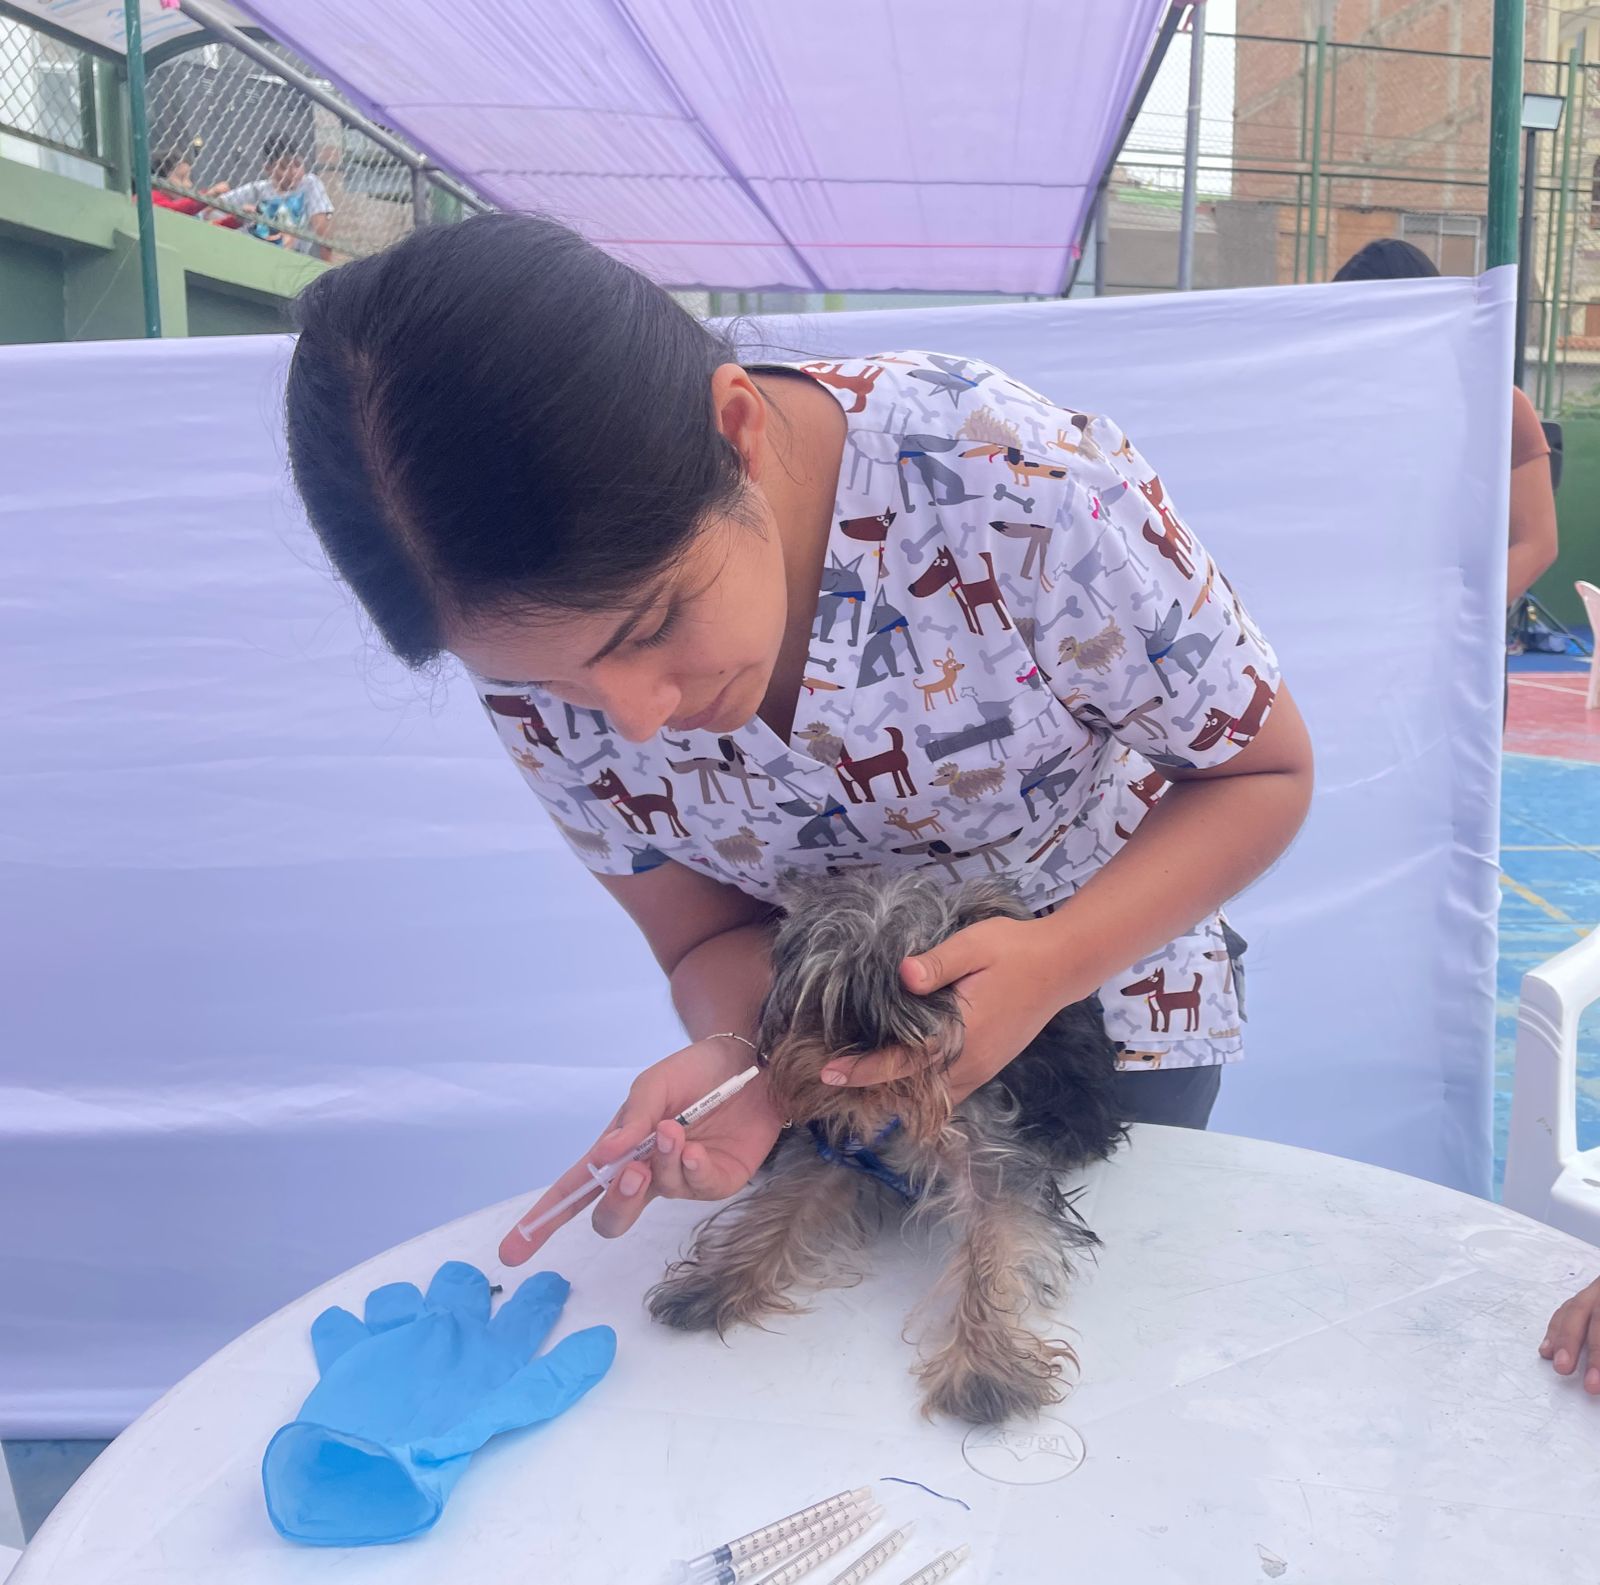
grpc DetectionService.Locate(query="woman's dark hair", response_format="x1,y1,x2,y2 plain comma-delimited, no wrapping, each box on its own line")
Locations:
1332,237,1441,282
285,213,745,667
153,148,184,179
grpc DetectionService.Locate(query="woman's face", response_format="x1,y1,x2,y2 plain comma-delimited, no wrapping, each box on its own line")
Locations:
449,502,789,743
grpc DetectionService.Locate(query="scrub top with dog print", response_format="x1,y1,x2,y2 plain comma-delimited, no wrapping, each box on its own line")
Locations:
473,352,1282,1070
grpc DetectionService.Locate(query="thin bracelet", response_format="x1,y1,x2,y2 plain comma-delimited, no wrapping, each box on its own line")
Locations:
708,1031,768,1068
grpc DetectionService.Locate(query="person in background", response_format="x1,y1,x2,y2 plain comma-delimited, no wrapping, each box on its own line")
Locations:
1541,1275,1600,1395
148,148,229,216
212,134,334,262
1332,239,1559,609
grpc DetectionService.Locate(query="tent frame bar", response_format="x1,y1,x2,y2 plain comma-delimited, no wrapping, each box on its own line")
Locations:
1061,0,1188,296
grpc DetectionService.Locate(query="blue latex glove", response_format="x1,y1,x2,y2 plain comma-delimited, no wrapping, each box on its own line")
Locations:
262,1261,615,1546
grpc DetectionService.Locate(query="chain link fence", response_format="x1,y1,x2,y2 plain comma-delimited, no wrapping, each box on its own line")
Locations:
1,11,481,264
0,14,109,184
145,39,454,261
1103,27,1600,414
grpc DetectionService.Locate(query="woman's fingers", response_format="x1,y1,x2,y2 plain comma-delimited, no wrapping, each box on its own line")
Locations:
498,1167,603,1266
820,1046,920,1088
680,1139,762,1200
589,1157,658,1238
637,1119,756,1202
498,1084,667,1263
1546,1295,1593,1376
642,1118,692,1197
1586,1303,1600,1394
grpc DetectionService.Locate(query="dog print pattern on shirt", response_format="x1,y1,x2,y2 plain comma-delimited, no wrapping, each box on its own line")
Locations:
473,352,1281,1069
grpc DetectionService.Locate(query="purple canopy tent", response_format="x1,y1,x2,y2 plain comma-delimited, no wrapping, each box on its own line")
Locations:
223,0,1175,294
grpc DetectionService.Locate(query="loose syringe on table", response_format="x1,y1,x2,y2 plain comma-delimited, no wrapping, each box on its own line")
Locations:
514,1056,764,1242
675,1484,967,1585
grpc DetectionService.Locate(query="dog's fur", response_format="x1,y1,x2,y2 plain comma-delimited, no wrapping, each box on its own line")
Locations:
646,870,1126,1423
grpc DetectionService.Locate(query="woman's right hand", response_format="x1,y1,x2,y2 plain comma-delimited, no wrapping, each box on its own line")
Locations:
499,1034,783,1265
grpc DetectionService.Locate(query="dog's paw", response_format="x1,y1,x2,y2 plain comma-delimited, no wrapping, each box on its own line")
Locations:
645,1273,725,1333
916,1332,1070,1424
646,1268,799,1336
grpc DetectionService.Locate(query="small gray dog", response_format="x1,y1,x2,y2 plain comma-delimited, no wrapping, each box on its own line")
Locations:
647,870,1126,1423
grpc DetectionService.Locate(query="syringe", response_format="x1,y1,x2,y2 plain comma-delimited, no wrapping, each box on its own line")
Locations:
702,1506,870,1585
820,1524,914,1585
728,1504,884,1585
678,1487,870,1582
515,1061,763,1241
890,1547,970,1585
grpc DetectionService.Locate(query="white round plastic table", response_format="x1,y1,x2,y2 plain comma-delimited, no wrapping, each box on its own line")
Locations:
14,1127,1600,1585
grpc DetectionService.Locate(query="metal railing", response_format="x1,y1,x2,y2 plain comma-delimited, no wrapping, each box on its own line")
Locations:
1,7,485,267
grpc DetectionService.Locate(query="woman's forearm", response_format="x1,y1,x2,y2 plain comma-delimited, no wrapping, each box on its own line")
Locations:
1507,457,1558,607
669,920,777,1044
1038,766,1310,992
1035,692,1313,997
1508,539,1557,607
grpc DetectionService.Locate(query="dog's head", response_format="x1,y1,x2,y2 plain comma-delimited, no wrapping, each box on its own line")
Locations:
756,869,1029,1147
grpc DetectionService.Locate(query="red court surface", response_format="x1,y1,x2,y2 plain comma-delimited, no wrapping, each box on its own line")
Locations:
1505,670,1600,764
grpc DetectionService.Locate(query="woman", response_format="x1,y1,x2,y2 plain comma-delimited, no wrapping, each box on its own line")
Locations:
1333,239,1559,609
284,215,1313,1265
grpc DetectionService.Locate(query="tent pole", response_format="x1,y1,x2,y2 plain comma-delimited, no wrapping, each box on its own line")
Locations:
1177,1,1206,290
1093,190,1109,296
1541,45,1578,412
1305,23,1326,281
1061,1,1186,296
1487,0,1525,269
123,0,161,337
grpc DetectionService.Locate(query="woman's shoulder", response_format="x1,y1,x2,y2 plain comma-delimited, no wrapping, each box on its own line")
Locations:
794,351,1092,437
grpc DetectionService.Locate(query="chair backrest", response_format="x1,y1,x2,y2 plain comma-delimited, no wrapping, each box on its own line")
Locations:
1504,930,1600,1243
1576,580,1600,624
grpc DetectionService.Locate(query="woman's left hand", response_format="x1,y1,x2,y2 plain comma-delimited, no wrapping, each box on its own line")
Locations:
819,915,1089,1104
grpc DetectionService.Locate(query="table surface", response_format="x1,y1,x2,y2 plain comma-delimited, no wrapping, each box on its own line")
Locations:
15,1128,1600,1585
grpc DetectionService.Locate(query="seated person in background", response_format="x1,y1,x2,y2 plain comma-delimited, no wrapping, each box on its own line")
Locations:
211,134,333,263
1541,1276,1600,1395
148,148,229,216
1332,238,1559,608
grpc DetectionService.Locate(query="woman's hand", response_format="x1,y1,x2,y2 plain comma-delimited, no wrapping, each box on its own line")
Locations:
499,1034,784,1265
1540,1276,1600,1395
820,915,1087,1103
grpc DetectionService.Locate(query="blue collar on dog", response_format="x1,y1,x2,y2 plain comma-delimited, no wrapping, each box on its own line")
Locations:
808,1118,918,1202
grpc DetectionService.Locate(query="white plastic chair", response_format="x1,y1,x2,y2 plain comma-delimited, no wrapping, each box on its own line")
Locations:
1577,580,1600,710
1504,928,1600,1246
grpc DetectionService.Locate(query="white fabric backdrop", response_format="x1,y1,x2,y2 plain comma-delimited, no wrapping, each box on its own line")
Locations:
0,273,1510,1436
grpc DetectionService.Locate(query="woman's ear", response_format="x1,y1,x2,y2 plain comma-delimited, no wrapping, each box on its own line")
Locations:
710,363,768,482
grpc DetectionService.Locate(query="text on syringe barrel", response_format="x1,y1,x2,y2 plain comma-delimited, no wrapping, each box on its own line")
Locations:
896,1546,970,1585
732,1507,865,1578
727,1487,868,1563
757,1506,882,1585
822,1524,911,1585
